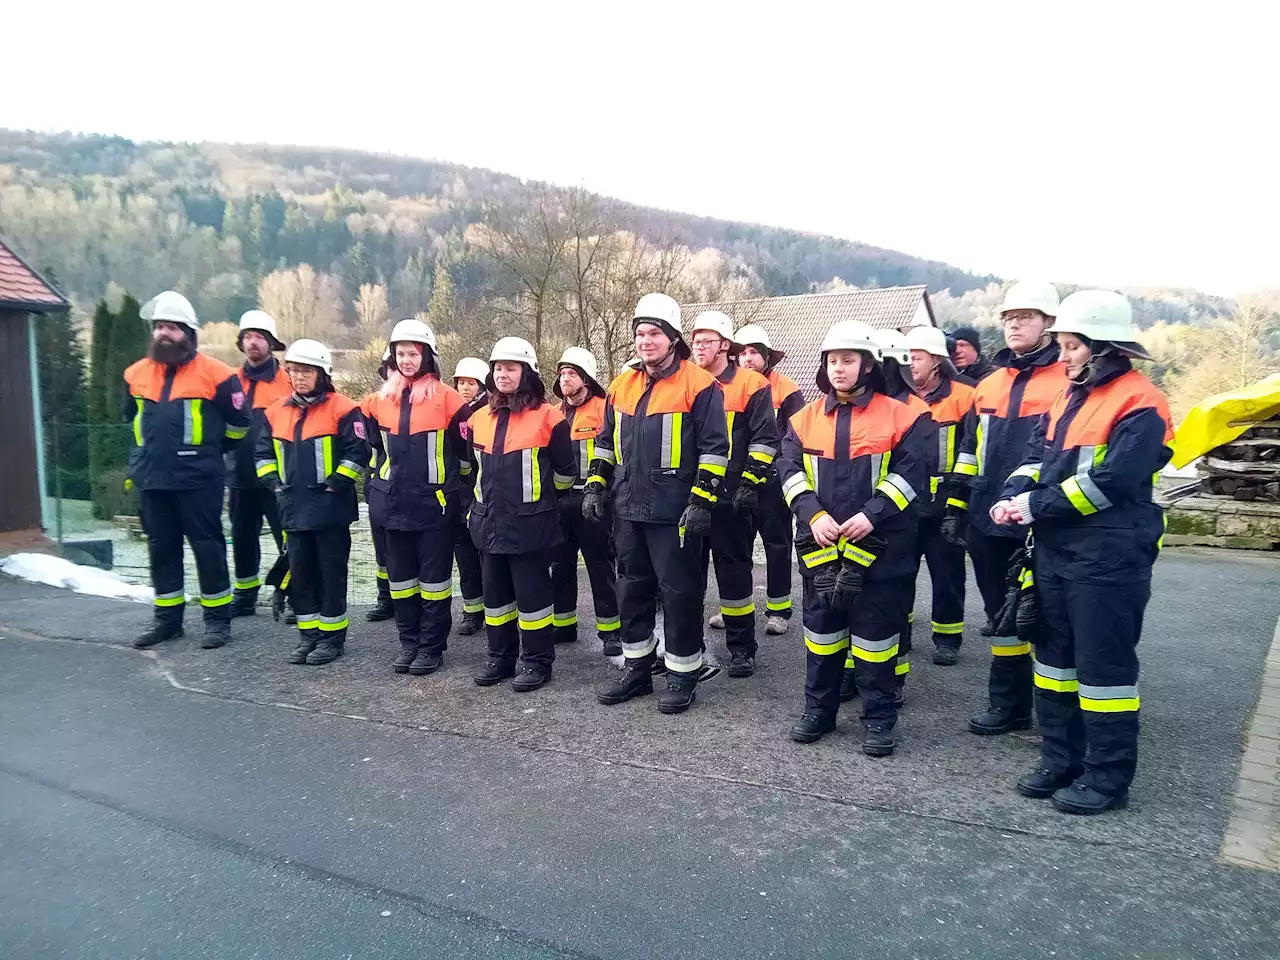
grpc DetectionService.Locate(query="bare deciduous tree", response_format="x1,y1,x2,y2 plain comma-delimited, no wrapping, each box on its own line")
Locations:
257,264,344,343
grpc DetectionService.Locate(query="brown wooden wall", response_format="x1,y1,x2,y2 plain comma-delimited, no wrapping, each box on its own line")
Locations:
0,310,43,533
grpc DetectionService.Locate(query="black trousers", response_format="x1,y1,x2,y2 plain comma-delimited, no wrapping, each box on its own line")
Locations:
551,495,620,642
140,487,231,628
917,514,966,648
615,519,706,675
701,501,757,657
385,528,454,655
483,550,555,669
752,482,794,620
1034,568,1147,796
804,573,912,729
370,520,390,604
454,516,484,618
968,530,1032,716
286,526,351,650
229,486,284,598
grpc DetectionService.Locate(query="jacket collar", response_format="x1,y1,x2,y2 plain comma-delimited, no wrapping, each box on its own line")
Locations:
824,388,875,414
922,376,954,406
993,340,1060,372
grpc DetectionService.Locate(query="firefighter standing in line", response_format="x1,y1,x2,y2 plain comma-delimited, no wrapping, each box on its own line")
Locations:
126,291,250,650
689,311,779,678
451,357,491,635
227,310,292,617
951,281,1069,735
361,346,395,624
729,324,805,635
255,339,368,665
468,338,577,691
905,324,976,666
993,290,1172,815
584,293,729,714
363,320,469,676
550,347,622,656
780,321,930,755
950,326,994,383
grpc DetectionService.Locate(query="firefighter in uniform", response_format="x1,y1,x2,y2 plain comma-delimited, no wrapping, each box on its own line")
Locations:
689,312,779,678
994,290,1172,814
468,338,577,691
780,321,929,755
255,339,368,664
361,346,395,623
227,310,292,617
951,281,1069,735
584,293,730,714
126,291,250,650
731,323,805,634
363,320,469,675
550,347,622,655
905,325,976,666
451,357,491,634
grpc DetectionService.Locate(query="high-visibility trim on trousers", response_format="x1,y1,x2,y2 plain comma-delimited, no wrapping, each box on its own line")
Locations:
318,614,349,631
485,601,518,627
389,578,419,600
462,595,485,614
154,590,185,608
849,633,899,663
596,616,621,632
665,649,703,673
234,576,263,591
622,634,658,659
720,596,755,617
991,639,1032,657
766,595,792,612
931,620,963,635
419,579,452,601
201,588,233,608
1079,683,1140,713
804,627,850,656
1033,659,1080,693
552,612,578,628
518,604,555,631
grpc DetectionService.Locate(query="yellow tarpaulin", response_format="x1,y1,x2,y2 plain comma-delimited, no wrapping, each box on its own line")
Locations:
1170,373,1280,468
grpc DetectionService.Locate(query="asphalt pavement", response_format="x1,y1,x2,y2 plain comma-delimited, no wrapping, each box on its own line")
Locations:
2,548,1280,958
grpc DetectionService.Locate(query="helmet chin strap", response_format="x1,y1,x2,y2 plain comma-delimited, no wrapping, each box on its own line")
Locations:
1071,343,1115,386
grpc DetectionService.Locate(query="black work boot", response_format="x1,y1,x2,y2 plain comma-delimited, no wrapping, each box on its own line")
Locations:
474,659,516,686
968,707,1032,736
600,634,623,657
392,650,415,674
306,640,343,665
1016,766,1084,799
932,645,959,666
456,611,483,635
288,637,317,664
728,652,756,678
230,590,259,618
839,668,859,703
1051,782,1129,815
201,618,231,649
790,711,836,743
365,598,395,622
511,664,552,692
135,620,183,649
409,648,442,675
862,725,896,757
598,661,654,704
658,673,698,714
979,619,995,637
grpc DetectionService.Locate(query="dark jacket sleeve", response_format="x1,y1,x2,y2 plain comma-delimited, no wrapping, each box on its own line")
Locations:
548,419,577,494
777,388,806,434
951,402,980,507
120,381,136,423
592,398,617,467
1000,413,1050,499
862,411,930,528
327,407,370,493
779,422,826,525
742,384,781,486
692,382,729,499
214,373,250,451
253,412,279,484
446,406,474,489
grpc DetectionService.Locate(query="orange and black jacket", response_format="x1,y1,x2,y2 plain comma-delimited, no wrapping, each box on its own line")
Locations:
122,352,250,491
717,365,780,493
229,357,292,489
254,389,369,531
954,342,1069,539
563,393,608,491
358,392,388,509
362,380,469,531
768,369,806,433
779,389,930,581
591,359,729,524
1001,356,1174,584
468,400,576,554
919,376,976,517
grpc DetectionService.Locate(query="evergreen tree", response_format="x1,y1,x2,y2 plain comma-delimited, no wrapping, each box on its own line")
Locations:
426,259,458,333
86,299,116,486
36,307,90,499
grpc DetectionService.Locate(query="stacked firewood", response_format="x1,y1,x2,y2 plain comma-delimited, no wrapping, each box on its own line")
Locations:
1197,420,1280,501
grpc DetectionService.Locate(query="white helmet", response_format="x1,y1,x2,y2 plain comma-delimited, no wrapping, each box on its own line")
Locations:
633,292,689,360
141,290,199,331
237,310,285,351
690,310,735,342
733,323,774,351
1053,290,1150,359
1001,280,1060,319
820,320,881,359
389,317,438,350
284,338,333,375
452,356,490,383
554,346,603,399
873,328,911,364
490,336,539,372
904,325,950,359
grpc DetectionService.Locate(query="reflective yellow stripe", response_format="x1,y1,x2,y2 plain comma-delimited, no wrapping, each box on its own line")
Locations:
800,544,837,568
322,436,334,479
667,413,683,468
720,601,755,617
839,540,876,567
336,465,360,480
153,591,185,607
895,659,911,676
1061,476,1098,515
946,497,968,510
691,485,717,503
420,581,452,601
1079,695,1141,712
318,616,349,632
379,429,392,480
552,612,578,628
766,597,792,612
875,478,909,510
256,461,277,478
849,634,899,663
803,453,819,499
931,620,964,635
133,398,145,445
436,489,447,508
804,628,850,655
725,410,736,460
225,424,248,440
1034,674,1080,693
614,415,623,467
183,398,204,445
274,439,287,484
991,641,1031,656
596,617,621,632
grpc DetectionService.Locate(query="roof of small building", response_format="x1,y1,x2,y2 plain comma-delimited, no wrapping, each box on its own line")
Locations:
0,239,69,313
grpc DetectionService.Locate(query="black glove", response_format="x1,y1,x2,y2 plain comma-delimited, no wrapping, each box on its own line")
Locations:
1005,547,1029,587
730,482,758,517
679,501,713,541
831,534,886,611
992,585,1019,637
1015,587,1039,642
263,476,282,495
940,508,968,547
582,485,606,522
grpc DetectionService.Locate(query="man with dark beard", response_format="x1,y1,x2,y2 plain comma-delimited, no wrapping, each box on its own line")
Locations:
125,291,250,650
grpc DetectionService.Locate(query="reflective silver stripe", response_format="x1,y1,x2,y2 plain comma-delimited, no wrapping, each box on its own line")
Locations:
380,429,392,480
553,472,575,488
747,443,776,457
804,627,850,647
319,614,347,625
338,459,362,474
849,634,898,653
420,579,452,593
254,459,276,473
1034,661,1078,681
1078,683,1139,700
426,430,441,484
578,440,592,479
202,588,233,602
699,454,729,470
665,649,703,672
314,438,326,480
485,601,518,617
1075,449,1113,510
781,473,809,497
956,452,978,468
937,425,953,474
521,448,535,502
595,447,616,465
661,414,675,468
869,452,884,488
183,400,195,444
518,604,555,624
621,634,658,658
388,578,419,591
977,413,991,476
882,472,916,503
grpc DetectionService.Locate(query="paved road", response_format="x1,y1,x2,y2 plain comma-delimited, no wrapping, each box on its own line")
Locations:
2,549,1280,958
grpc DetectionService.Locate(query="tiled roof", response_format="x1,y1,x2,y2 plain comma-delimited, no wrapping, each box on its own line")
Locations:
0,239,69,312
682,285,935,398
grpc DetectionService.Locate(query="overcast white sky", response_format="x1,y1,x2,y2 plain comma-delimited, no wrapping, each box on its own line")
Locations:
4,2,1277,295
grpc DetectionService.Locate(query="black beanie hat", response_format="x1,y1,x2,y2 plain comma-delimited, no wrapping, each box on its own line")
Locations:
950,326,982,351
